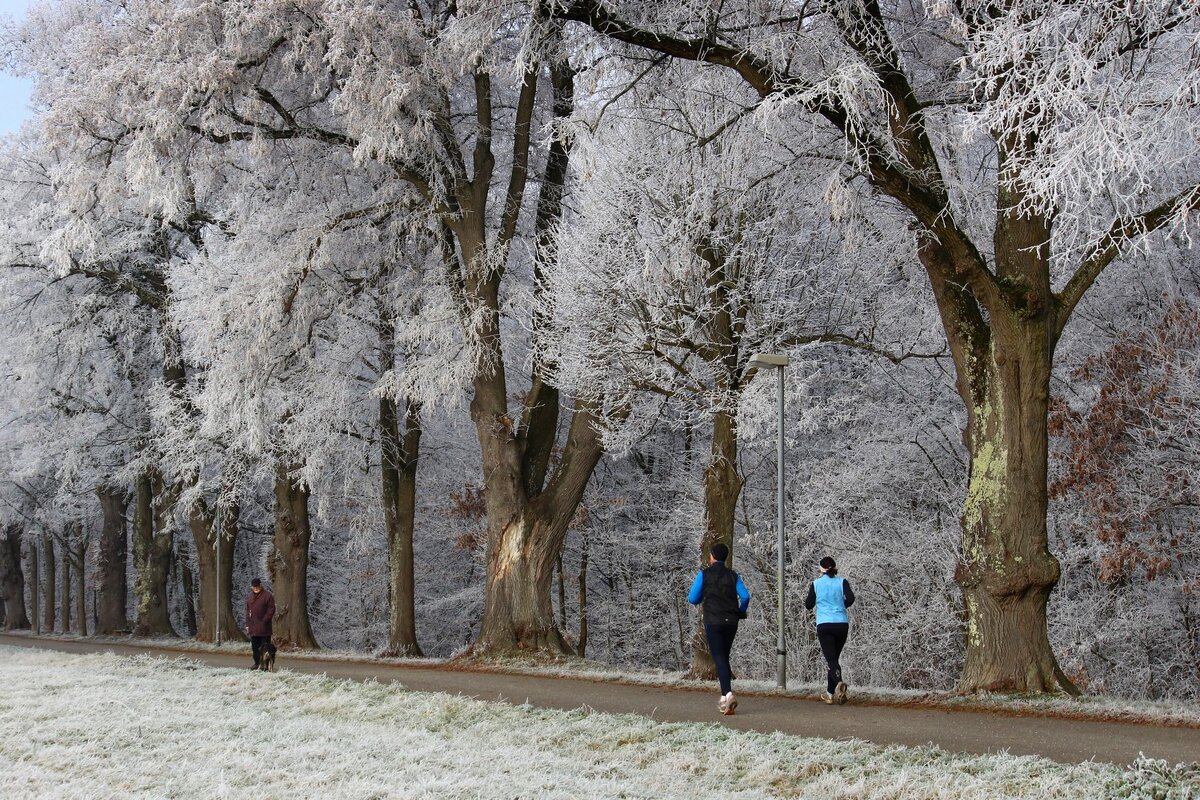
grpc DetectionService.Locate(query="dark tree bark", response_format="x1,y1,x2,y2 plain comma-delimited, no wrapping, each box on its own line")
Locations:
59,531,71,635
380,396,422,656
42,537,55,633
178,540,197,637
689,407,743,679
0,524,31,630
377,283,423,657
188,500,245,643
556,553,566,632
28,540,39,634
577,529,589,658
133,471,177,637
458,58,613,656
95,487,129,634
270,465,319,649
72,527,86,636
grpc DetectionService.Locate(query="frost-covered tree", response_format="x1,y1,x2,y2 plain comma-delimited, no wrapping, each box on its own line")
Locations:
9,0,617,655
1048,267,1200,699
544,62,939,676
558,0,1200,692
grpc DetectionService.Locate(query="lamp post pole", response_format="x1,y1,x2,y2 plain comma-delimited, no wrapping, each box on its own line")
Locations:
215,502,222,647
749,352,789,689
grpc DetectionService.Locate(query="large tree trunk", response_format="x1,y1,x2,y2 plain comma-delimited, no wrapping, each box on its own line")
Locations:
928,171,1077,694
0,524,31,630
270,465,319,650
954,319,1073,692
132,471,177,637
462,59,607,657
380,393,423,657
472,381,605,655
95,487,129,634
188,500,245,643
477,508,575,654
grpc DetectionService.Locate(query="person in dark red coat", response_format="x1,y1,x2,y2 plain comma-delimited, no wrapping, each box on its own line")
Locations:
245,578,278,671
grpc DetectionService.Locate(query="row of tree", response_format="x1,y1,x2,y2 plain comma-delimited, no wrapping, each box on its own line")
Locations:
1,1,1197,695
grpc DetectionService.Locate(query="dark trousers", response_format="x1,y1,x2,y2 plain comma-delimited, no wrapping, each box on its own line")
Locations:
251,635,277,666
704,623,739,695
817,622,849,694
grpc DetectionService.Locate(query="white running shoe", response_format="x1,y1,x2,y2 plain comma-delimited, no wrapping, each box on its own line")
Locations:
823,692,834,705
722,692,737,715
833,681,848,705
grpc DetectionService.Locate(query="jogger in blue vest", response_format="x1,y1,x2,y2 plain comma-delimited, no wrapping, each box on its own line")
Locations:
687,543,751,715
805,555,855,704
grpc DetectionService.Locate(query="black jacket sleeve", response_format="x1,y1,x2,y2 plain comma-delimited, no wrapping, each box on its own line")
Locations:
804,583,816,610
843,579,855,608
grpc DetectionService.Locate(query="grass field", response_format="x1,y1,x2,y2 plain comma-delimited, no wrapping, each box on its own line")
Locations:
0,645,1196,799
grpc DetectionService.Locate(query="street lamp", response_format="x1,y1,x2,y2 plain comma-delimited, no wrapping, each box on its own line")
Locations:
215,502,223,647
749,351,789,689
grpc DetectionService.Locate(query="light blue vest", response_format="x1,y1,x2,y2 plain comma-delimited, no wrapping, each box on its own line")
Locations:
814,575,849,625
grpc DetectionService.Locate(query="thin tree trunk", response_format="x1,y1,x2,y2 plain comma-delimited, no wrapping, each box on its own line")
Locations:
689,403,743,681
133,471,177,637
0,524,31,629
178,539,197,637
73,528,86,636
59,533,71,635
378,298,423,657
43,537,56,633
29,541,39,634
270,465,319,649
95,487,129,634
577,529,588,659
188,500,245,643
556,553,566,632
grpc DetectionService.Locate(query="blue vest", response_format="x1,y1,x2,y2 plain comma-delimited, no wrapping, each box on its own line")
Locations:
814,575,849,624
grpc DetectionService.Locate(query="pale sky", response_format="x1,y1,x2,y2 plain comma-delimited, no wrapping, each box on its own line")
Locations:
0,0,34,137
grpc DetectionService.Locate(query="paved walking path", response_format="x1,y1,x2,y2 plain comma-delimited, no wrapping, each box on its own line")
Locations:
2,633,1196,767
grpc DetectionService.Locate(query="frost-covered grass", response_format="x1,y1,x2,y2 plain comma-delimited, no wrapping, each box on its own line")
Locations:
457,653,1200,729
8,629,1199,729
2,646,1197,799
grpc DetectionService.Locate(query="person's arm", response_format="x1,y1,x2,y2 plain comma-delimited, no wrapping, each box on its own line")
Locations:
843,579,855,608
264,594,276,623
804,582,816,611
687,572,705,605
735,575,750,613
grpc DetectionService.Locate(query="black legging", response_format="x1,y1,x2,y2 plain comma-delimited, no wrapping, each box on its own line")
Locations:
816,622,849,694
704,623,739,695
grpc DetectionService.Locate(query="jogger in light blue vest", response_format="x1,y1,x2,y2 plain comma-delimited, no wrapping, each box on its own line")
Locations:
804,555,855,704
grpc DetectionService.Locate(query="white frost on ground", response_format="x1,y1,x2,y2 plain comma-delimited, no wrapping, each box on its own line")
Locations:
8,630,1199,728
1,646,1196,799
